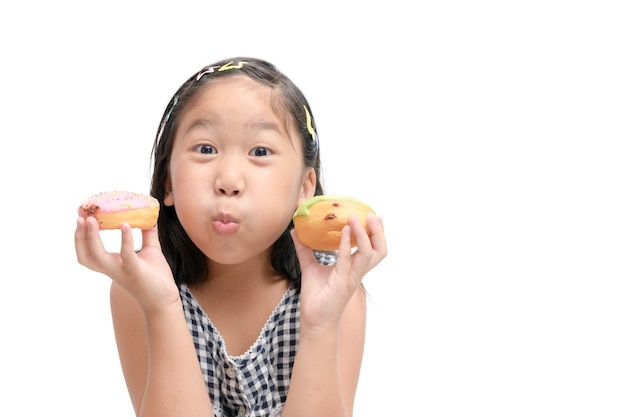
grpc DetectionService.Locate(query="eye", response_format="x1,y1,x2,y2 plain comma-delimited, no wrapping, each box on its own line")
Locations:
197,144,216,154
250,147,271,157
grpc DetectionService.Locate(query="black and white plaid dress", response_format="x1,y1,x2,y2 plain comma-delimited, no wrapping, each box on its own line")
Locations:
179,251,336,417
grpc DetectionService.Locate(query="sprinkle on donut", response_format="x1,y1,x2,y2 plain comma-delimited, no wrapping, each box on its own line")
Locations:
78,190,160,230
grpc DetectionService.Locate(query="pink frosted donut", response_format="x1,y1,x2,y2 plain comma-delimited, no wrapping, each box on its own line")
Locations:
78,190,160,230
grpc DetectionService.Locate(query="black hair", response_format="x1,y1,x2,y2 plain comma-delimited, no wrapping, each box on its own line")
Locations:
150,57,324,291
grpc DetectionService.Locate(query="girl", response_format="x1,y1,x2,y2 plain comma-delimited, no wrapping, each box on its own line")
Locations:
75,57,387,417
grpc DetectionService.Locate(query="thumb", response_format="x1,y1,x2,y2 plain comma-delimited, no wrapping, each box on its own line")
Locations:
290,229,316,269
140,225,161,252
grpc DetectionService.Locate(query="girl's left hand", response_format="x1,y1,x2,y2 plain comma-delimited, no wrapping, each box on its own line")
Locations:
292,213,387,332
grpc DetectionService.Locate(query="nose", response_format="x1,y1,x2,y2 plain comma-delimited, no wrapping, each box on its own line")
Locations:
218,187,239,196
214,159,244,197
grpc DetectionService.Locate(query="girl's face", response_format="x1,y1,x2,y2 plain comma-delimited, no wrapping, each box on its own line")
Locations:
164,76,315,265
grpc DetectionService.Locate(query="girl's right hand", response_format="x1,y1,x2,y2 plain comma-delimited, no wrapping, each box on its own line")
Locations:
74,216,180,314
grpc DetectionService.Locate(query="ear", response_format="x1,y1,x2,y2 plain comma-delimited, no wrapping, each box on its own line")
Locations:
163,176,174,206
297,167,316,205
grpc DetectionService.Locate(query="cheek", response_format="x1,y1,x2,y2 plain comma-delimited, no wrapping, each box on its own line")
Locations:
169,152,204,186
250,172,302,215
250,202,296,247
166,163,205,207
267,171,304,207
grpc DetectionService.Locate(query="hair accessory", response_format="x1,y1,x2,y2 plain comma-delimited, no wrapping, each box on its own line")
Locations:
156,96,179,141
195,60,249,81
304,105,318,148
165,96,179,123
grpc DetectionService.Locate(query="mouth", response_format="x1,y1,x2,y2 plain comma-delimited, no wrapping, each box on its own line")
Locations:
212,213,240,235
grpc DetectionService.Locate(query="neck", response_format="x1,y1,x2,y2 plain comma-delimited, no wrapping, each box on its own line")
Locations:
201,249,286,292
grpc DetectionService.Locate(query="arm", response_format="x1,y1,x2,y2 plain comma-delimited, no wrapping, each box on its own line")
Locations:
283,214,386,417
110,283,211,417
75,217,212,416
338,286,368,415
284,286,367,417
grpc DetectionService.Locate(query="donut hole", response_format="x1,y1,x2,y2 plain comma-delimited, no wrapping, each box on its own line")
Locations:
100,228,143,253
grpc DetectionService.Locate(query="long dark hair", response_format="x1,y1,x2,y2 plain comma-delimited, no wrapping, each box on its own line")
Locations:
150,57,324,290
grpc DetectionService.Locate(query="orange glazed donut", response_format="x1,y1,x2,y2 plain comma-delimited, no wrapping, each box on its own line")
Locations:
292,195,375,251
78,190,160,230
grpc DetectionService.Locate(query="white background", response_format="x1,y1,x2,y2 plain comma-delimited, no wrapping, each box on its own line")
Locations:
1,1,625,416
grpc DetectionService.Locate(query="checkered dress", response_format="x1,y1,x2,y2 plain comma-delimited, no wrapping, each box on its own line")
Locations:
179,251,336,417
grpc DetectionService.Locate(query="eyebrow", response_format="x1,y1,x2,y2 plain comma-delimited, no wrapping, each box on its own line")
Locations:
184,118,215,134
185,118,283,135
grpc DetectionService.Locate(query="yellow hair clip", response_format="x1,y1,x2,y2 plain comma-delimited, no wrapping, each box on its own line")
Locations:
195,60,249,80
304,105,318,148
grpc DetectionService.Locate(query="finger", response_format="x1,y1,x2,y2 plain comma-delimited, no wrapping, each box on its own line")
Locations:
366,214,388,265
345,215,374,276
290,229,316,269
333,223,353,276
140,225,160,252
78,216,118,273
75,217,92,264
83,216,109,261
373,212,386,231
119,223,138,262
350,215,373,258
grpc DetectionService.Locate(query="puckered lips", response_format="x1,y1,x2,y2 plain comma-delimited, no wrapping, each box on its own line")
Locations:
212,213,240,235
